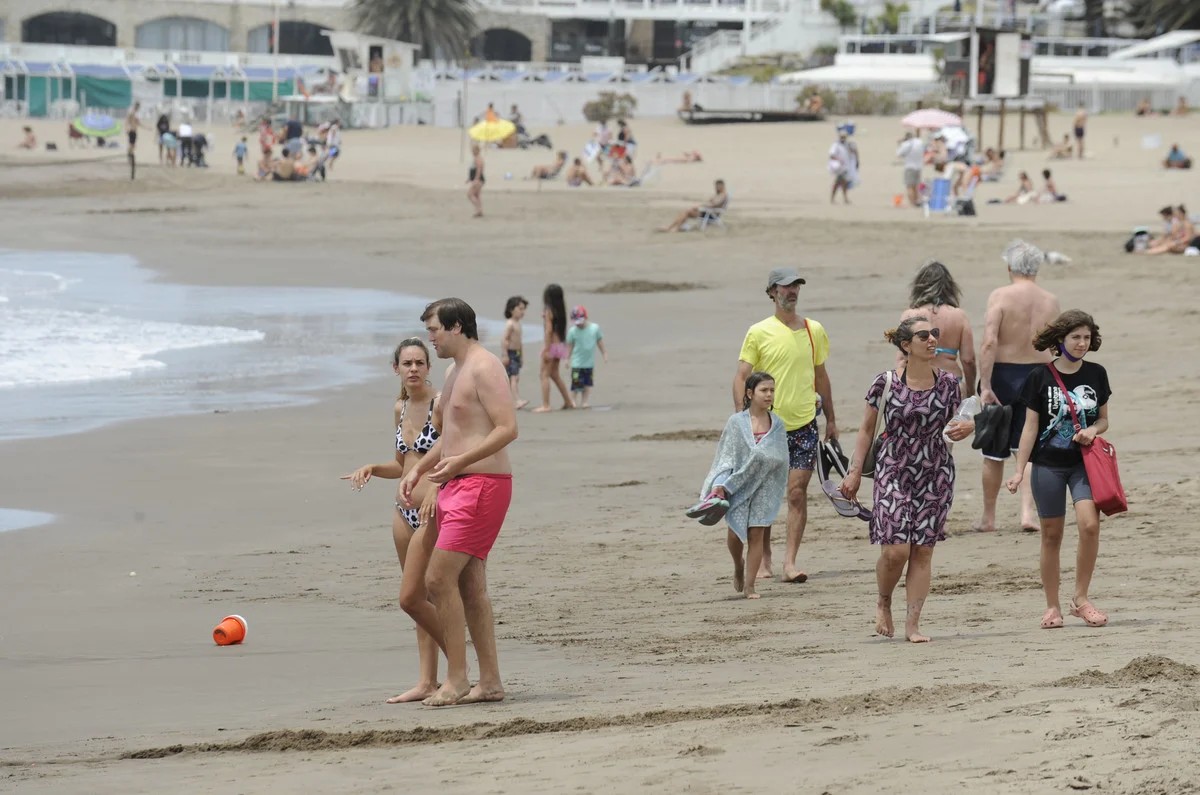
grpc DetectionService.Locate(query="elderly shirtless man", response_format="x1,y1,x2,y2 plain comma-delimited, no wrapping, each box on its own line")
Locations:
976,240,1060,533
401,298,518,707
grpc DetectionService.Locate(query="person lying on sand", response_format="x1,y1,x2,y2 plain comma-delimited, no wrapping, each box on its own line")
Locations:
529,150,567,180
657,179,727,232
652,151,703,165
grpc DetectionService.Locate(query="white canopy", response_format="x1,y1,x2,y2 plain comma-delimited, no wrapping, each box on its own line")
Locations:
1110,31,1200,61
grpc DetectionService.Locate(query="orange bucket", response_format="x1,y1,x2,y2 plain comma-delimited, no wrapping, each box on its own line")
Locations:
213,614,248,646
892,194,904,207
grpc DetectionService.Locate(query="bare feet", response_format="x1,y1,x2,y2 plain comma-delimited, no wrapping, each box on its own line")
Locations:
531,406,552,413
757,568,773,582
386,683,439,704
472,212,483,218
970,518,996,533
745,590,760,600
423,680,471,707
457,684,505,704
561,401,576,410
876,595,895,638
906,631,931,643
733,559,745,593
514,399,529,410
781,569,808,584
1021,518,1040,533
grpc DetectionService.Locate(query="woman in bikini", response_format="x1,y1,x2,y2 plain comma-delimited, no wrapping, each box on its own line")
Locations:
467,143,485,218
898,260,976,397
342,338,446,703
533,283,575,413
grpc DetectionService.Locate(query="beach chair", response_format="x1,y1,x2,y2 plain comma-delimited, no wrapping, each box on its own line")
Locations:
684,196,730,232
924,178,952,217
953,173,980,216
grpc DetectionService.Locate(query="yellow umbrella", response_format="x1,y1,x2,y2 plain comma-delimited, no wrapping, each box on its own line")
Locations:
469,119,516,143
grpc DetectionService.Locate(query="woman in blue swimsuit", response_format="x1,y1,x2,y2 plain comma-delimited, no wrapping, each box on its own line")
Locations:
342,338,446,703
897,260,977,397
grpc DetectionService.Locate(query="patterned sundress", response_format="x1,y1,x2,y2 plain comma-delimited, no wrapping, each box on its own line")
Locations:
865,369,961,546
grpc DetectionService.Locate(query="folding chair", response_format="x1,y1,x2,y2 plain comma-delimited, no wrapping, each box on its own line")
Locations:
687,196,730,232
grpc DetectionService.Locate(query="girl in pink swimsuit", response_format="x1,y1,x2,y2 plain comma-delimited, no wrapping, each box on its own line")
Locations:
534,283,574,412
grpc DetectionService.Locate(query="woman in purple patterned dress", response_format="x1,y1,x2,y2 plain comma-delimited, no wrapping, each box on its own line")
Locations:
839,316,973,642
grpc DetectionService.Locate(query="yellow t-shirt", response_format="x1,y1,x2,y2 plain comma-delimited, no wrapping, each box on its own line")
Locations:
738,316,830,430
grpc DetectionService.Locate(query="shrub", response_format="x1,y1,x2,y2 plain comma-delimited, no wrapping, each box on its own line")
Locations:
843,87,898,115
582,92,637,123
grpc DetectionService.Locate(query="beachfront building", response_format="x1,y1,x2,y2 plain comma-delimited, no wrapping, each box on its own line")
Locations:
0,0,863,67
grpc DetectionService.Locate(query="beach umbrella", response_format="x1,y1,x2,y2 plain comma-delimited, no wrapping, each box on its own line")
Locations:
468,118,516,143
72,113,122,138
901,108,962,129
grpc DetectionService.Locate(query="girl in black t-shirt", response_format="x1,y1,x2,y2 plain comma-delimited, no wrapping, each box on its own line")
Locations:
1007,311,1111,630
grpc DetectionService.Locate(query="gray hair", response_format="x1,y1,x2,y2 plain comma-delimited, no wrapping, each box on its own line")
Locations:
1003,239,1045,277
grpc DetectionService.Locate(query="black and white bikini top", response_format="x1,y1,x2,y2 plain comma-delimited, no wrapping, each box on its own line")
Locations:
396,398,438,455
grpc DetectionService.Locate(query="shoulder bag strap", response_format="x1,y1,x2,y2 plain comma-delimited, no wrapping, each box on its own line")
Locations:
1045,363,1082,432
873,371,893,439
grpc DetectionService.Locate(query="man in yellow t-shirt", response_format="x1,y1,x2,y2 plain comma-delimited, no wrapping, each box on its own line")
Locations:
732,267,838,584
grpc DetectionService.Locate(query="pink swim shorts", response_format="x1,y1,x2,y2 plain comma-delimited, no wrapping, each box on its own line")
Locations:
435,474,513,560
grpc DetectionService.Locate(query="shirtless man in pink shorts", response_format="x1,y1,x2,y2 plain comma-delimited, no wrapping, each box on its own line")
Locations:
400,298,518,707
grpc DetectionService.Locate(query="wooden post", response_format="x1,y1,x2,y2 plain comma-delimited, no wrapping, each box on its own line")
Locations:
976,104,984,148
998,98,1006,151
1019,106,1026,150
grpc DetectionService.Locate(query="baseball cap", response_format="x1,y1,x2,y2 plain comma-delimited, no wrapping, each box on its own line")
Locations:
765,267,806,293
571,305,588,325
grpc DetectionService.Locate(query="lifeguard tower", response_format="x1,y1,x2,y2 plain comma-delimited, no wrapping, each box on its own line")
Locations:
281,31,432,128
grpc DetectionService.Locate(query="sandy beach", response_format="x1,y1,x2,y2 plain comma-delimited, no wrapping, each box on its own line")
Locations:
1,110,1199,794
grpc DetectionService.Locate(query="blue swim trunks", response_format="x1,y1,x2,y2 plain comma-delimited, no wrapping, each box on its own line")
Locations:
505,349,522,377
786,419,819,471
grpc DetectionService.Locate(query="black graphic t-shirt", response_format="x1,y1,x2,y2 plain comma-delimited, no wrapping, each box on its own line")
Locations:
1018,361,1111,468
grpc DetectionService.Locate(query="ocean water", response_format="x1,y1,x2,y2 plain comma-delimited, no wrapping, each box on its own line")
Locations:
0,249,528,531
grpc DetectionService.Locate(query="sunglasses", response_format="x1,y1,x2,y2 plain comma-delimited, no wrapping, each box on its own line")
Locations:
913,328,941,341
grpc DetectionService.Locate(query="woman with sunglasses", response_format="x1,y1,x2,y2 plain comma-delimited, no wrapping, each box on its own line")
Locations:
1005,310,1111,629
839,317,973,642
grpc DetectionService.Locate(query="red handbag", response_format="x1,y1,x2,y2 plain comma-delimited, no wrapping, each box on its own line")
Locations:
1045,364,1127,516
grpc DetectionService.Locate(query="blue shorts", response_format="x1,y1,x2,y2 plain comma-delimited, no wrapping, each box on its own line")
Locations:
786,420,819,471
505,349,522,377
571,367,594,390
985,362,1039,460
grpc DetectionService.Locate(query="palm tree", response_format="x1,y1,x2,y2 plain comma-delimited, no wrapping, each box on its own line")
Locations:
1122,0,1200,35
351,0,478,61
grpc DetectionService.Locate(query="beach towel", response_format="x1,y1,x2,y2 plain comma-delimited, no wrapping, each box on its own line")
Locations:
700,411,789,541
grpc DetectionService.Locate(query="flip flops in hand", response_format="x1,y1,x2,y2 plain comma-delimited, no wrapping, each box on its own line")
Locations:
821,480,871,522
686,491,730,526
